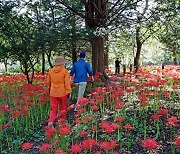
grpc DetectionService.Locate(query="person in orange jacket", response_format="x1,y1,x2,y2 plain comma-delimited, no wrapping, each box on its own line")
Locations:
47,56,72,126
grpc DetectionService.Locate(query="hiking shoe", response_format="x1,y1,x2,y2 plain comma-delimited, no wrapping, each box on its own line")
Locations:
74,107,78,112
48,122,54,128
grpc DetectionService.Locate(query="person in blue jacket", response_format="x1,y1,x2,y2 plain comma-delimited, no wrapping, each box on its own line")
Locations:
70,51,94,110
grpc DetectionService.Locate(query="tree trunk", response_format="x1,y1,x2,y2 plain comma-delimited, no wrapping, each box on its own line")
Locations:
134,27,142,71
72,42,77,64
104,34,109,68
91,36,108,82
91,37,99,73
42,46,45,75
172,52,177,65
134,42,142,71
4,59,8,73
46,50,53,68
104,52,108,68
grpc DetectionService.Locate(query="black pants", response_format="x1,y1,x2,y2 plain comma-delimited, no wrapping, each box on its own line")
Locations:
115,67,120,74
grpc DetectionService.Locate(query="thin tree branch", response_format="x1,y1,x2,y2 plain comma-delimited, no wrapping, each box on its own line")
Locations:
56,0,86,19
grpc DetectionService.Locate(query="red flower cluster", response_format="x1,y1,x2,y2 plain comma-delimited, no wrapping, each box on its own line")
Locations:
100,140,118,151
100,121,119,133
140,138,158,149
158,108,168,115
39,143,51,152
21,142,32,150
59,125,71,135
44,126,56,140
123,124,133,131
70,143,82,153
82,138,97,150
174,138,180,147
166,116,179,126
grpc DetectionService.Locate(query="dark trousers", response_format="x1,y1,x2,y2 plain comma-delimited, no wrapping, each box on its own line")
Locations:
115,67,120,74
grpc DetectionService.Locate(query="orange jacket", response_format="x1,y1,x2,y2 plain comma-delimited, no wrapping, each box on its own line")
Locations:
47,66,72,97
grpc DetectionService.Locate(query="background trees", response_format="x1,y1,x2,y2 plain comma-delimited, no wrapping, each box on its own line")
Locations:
0,0,179,83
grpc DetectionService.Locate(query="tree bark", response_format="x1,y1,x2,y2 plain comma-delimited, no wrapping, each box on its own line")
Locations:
46,49,53,68
91,37,99,73
91,36,109,82
134,26,142,71
173,51,177,65
4,59,8,73
42,46,45,75
104,52,108,68
72,41,77,63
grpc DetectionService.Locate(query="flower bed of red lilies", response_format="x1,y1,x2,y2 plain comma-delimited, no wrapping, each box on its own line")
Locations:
0,65,180,154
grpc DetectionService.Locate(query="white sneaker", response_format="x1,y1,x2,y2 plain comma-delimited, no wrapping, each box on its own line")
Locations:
48,122,54,127
74,108,77,112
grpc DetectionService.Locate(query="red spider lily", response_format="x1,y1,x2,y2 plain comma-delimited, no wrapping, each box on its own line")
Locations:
67,104,74,111
159,78,167,85
158,108,168,115
112,152,119,154
140,101,148,107
116,116,125,123
82,115,91,122
111,93,119,98
174,138,180,147
90,105,99,111
100,141,111,151
104,126,114,133
39,143,51,152
44,126,56,140
111,123,120,131
139,96,148,102
79,130,88,137
59,125,71,135
75,107,85,116
91,126,97,132
100,121,109,129
151,114,160,121
9,111,21,120
82,139,97,150
78,97,89,106
162,91,170,98
166,116,179,126
109,139,118,148
54,149,65,154
89,99,98,105
58,118,66,123
126,87,135,93
70,143,82,153
21,106,29,115
4,123,11,127
140,138,158,149
74,119,82,125
94,151,102,154
0,104,10,112
123,124,133,131
21,142,33,150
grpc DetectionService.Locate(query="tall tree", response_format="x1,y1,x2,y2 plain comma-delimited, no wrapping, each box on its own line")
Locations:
0,2,40,83
155,0,180,64
56,0,140,81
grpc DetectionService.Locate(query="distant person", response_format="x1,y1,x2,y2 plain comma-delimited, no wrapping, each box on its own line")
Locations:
115,58,121,74
70,52,94,111
47,56,72,127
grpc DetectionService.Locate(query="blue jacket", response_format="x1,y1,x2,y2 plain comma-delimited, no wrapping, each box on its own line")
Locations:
70,58,93,83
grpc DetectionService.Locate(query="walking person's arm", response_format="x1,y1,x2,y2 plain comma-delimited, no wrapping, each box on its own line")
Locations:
65,70,72,98
47,72,51,93
86,63,94,82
